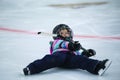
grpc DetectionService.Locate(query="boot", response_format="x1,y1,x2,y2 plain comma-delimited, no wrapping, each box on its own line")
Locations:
23,67,31,75
94,59,110,75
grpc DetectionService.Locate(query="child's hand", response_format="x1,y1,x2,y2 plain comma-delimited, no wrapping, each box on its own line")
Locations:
68,41,81,51
73,41,81,50
81,49,96,57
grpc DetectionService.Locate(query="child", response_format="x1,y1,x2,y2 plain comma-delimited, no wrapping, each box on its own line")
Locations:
23,24,111,76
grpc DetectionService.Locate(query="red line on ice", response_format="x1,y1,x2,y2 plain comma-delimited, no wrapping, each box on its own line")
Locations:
0,27,120,40
74,35,120,40
0,27,37,35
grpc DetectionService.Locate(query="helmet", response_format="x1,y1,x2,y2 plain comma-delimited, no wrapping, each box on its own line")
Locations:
52,24,73,40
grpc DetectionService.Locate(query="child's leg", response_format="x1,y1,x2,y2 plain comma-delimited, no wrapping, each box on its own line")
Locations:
23,53,66,75
61,55,99,74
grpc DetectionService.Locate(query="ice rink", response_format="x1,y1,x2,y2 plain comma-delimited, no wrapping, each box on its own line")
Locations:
0,0,120,80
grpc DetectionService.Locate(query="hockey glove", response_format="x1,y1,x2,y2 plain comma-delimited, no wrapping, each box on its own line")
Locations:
68,41,81,51
81,49,96,57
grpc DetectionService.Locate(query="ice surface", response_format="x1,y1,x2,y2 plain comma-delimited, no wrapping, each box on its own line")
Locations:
0,0,120,80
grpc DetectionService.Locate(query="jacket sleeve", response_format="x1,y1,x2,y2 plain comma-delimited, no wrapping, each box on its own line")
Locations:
59,41,69,49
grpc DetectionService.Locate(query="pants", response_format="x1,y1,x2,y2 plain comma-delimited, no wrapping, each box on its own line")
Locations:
26,51,99,74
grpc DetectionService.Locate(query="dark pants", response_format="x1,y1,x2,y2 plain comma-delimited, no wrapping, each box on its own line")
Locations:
26,52,99,74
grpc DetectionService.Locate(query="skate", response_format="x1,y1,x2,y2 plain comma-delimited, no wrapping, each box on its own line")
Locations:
95,59,112,76
98,59,112,76
23,67,31,75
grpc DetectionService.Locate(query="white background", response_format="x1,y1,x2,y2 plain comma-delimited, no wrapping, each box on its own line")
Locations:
0,0,120,80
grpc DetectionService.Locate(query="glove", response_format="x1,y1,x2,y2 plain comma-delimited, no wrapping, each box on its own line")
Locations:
37,32,41,34
81,49,96,57
68,41,81,51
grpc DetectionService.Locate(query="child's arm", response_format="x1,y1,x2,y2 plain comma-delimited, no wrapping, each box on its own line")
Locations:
58,40,81,51
68,41,82,51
